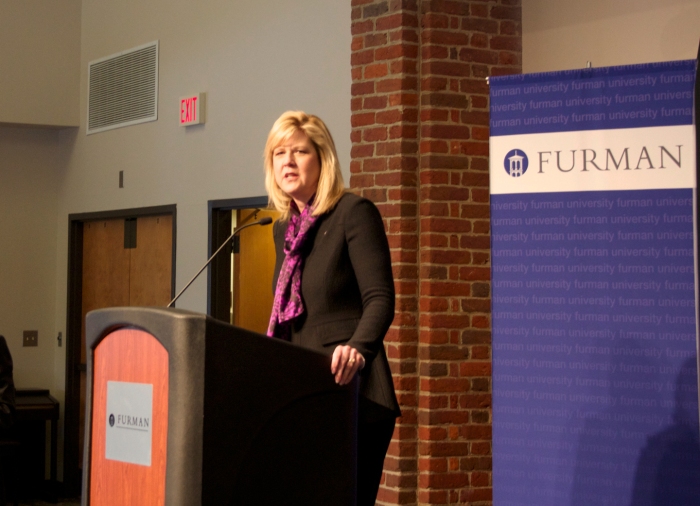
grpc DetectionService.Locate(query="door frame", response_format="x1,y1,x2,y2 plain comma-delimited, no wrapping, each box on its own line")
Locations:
63,204,176,496
208,196,268,322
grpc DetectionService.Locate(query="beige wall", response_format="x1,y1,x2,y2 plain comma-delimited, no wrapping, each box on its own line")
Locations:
54,0,351,318
0,127,62,388
523,0,700,72
0,0,81,126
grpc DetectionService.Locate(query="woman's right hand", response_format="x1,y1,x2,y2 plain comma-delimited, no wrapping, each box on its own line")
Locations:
331,345,365,385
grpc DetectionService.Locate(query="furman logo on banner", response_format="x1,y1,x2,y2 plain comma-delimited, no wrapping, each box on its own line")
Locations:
492,126,695,194
504,142,682,175
504,149,529,177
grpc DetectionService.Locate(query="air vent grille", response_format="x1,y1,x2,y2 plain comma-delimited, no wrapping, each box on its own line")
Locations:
87,41,158,134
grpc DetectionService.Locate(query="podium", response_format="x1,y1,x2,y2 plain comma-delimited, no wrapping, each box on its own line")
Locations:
81,307,358,505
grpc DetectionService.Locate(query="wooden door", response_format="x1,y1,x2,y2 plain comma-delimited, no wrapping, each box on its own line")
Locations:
233,209,279,334
78,215,173,468
130,215,174,307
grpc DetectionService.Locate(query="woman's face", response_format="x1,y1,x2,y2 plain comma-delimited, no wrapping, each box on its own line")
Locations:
272,129,321,211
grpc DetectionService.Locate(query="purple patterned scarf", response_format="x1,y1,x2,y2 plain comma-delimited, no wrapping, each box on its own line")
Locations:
267,203,319,339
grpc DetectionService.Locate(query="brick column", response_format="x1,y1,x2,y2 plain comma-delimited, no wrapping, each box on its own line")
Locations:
350,1,521,505
351,0,421,503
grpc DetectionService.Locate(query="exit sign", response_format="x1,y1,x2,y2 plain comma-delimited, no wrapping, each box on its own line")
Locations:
179,93,206,126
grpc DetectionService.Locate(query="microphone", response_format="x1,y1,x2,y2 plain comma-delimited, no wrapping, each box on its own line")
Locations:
167,216,273,308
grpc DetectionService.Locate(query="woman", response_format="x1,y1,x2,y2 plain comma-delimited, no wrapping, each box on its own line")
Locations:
265,111,400,505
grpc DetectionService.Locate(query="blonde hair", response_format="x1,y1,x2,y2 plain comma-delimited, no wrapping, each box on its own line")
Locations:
264,111,345,218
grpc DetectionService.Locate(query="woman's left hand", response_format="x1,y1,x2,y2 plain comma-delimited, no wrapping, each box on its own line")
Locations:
331,345,365,385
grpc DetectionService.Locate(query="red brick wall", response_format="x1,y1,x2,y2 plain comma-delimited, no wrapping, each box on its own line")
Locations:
349,1,522,504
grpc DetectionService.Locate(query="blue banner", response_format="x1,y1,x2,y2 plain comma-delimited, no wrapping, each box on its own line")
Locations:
490,61,699,506
490,60,695,136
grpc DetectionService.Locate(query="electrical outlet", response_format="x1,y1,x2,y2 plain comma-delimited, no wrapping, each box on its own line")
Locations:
23,330,38,347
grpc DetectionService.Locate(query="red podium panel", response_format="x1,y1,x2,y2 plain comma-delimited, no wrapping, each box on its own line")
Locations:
89,329,169,505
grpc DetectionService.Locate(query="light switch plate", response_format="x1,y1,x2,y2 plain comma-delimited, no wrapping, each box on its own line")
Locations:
23,330,38,347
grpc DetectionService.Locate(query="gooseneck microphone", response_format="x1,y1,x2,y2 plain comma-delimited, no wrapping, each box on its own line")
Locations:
167,216,273,308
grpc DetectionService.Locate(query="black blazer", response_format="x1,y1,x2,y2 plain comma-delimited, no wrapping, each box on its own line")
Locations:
272,193,400,421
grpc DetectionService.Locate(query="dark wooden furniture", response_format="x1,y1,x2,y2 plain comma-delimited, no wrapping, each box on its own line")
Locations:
16,389,60,487
0,388,59,502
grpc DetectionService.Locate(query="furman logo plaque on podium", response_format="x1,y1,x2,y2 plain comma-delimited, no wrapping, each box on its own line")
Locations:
105,381,153,466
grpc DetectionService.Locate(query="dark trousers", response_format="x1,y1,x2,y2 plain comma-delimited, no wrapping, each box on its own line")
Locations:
357,417,396,506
